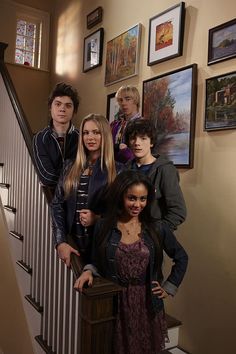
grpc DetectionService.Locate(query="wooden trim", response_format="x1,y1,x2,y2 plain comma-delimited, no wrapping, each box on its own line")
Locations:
166,314,182,328
3,205,16,213
16,260,32,274
9,230,24,241
0,183,10,189
35,335,55,354
25,295,43,313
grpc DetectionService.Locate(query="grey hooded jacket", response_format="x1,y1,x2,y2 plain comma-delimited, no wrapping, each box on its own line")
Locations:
126,155,186,230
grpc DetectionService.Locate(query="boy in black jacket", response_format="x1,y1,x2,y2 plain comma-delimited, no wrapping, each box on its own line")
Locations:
33,82,79,194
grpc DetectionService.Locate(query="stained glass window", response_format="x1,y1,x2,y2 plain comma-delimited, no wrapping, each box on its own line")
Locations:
15,19,38,67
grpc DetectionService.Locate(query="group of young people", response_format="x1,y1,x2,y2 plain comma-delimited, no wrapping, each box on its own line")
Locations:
33,82,188,354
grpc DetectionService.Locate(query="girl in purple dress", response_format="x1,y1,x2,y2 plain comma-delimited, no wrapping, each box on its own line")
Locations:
75,170,188,354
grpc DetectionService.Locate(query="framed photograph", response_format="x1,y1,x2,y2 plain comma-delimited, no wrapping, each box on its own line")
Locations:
148,2,185,66
83,28,104,72
208,19,236,65
105,23,142,86
106,92,120,123
205,71,236,131
87,7,103,29
142,64,197,168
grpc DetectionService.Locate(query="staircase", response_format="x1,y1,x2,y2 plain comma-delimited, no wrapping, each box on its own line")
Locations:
0,42,188,354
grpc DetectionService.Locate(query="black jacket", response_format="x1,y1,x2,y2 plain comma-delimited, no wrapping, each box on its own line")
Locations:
85,219,188,313
50,159,123,247
33,121,79,187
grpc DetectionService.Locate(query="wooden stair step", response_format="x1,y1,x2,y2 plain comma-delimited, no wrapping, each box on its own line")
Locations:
35,335,55,354
25,295,43,313
166,314,182,328
0,182,10,189
9,230,24,241
161,347,190,353
16,260,32,274
3,205,16,213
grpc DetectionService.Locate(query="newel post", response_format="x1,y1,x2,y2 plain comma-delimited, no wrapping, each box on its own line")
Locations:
79,278,122,354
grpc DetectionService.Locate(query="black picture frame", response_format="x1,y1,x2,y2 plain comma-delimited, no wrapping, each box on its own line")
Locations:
142,64,197,168
205,70,236,131
106,92,120,123
208,19,236,65
83,28,104,73
87,7,103,29
148,2,185,66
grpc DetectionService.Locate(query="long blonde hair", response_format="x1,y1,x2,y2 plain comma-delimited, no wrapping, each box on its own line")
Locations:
64,114,117,196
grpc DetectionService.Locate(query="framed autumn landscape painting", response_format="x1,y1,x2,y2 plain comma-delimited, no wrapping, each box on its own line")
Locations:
142,64,197,168
105,23,142,85
148,2,185,66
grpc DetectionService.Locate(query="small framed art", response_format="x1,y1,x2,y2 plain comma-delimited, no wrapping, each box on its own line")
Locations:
105,23,142,86
87,7,103,29
205,71,236,131
83,28,104,72
148,2,185,66
106,92,120,123
143,64,197,168
208,19,236,65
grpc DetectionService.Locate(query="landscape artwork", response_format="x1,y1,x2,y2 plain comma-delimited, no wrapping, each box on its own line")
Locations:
208,19,236,64
143,64,197,168
205,71,236,131
155,21,173,51
105,24,141,85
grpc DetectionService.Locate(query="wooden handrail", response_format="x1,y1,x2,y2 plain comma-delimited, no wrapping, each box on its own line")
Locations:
1,41,121,353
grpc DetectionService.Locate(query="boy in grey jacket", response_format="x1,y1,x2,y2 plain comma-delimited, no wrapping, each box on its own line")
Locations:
124,119,186,230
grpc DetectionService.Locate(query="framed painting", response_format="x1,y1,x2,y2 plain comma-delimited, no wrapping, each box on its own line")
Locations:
83,28,104,72
106,92,120,123
142,64,197,168
208,19,236,65
148,2,185,66
105,23,142,86
87,7,103,29
205,71,236,131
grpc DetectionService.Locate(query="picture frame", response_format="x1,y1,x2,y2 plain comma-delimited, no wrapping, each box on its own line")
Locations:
205,70,236,131
148,2,185,66
105,23,142,86
106,92,120,123
87,7,103,29
83,28,104,73
208,19,236,65
142,64,197,168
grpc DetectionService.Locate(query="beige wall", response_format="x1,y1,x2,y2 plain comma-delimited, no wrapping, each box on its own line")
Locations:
0,203,33,354
7,63,50,133
50,1,236,353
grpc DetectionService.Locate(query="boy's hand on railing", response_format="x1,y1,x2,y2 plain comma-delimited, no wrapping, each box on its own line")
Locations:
57,242,80,267
74,270,93,291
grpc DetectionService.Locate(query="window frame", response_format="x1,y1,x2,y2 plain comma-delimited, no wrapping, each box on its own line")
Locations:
15,3,50,70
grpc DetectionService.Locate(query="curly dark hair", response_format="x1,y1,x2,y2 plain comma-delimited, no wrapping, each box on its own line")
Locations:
48,82,79,113
124,118,156,147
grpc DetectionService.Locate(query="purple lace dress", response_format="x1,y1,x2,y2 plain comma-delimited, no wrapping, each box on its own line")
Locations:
114,238,168,354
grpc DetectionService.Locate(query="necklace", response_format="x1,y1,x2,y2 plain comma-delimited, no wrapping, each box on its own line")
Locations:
118,221,142,244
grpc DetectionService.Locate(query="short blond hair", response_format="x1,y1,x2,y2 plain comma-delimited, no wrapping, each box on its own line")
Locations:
115,85,140,109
